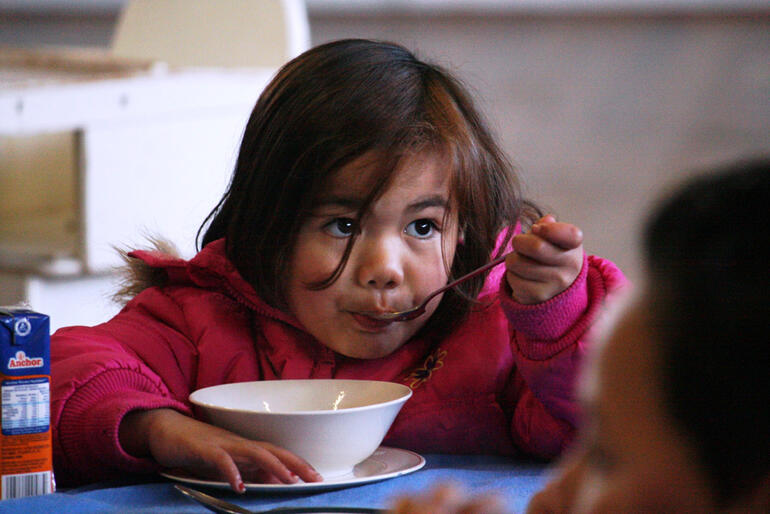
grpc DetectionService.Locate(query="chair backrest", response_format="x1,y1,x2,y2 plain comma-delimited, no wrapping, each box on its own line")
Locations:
111,0,310,68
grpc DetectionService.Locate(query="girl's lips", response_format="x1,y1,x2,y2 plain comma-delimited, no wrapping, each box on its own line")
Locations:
351,312,394,331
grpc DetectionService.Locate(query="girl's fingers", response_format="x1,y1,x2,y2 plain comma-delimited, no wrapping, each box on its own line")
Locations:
207,447,246,493
531,217,583,251
511,233,578,267
230,441,322,485
506,252,551,282
234,444,301,484
147,412,315,490
506,250,582,304
507,256,573,292
262,443,323,483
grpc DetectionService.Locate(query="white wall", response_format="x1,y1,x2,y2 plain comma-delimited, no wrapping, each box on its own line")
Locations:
309,11,770,281
2,1,768,284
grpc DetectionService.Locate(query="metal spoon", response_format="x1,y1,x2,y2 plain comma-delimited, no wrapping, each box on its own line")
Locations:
175,484,383,514
370,253,509,322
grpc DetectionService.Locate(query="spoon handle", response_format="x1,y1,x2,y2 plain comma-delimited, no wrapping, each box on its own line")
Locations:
176,484,252,514
267,508,384,513
175,484,384,514
425,253,508,303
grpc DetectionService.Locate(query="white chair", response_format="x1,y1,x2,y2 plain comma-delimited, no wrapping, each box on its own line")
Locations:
111,0,310,68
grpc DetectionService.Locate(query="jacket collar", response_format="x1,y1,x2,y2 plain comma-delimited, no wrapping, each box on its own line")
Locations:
129,238,304,330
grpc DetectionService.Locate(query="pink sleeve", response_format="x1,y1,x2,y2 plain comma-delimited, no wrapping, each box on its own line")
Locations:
51,292,194,485
501,254,628,458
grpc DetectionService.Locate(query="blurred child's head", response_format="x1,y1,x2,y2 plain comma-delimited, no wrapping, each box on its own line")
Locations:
644,158,769,508
201,39,532,356
528,158,770,513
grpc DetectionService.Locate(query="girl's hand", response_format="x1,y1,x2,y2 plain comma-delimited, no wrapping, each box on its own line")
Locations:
390,483,507,513
119,408,322,493
506,214,584,304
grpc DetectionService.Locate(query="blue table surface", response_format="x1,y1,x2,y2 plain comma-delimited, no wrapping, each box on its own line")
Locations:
0,454,549,513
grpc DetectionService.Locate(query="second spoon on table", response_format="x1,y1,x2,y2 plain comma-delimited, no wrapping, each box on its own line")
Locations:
174,484,383,513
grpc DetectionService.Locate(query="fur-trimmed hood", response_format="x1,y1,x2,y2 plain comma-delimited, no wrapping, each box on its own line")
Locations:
113,237,300,328
112,238,180,305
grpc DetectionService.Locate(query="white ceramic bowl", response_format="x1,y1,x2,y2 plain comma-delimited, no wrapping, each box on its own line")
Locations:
189,379,412,478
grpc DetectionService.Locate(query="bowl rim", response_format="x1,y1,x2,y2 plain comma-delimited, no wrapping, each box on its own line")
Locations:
188,379,413,415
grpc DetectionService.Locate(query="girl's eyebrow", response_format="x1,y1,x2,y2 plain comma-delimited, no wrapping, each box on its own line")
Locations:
315,194,364,210
407,195,448,213
315,194,448,212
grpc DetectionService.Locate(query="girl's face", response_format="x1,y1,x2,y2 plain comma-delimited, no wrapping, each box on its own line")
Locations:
285,151,459,359
529,294,720,513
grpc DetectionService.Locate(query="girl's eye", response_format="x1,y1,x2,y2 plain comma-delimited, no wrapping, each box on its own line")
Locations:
405,219,438,239
324,218,357,238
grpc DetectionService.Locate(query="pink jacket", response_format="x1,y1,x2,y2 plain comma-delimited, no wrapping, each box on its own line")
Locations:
51,238,626,485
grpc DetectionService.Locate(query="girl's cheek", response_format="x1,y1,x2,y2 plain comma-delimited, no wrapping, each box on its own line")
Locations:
419,246,452,285
292,238,345,282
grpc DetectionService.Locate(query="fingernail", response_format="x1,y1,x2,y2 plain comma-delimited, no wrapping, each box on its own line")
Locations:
237,479,246,493
531,223,542,233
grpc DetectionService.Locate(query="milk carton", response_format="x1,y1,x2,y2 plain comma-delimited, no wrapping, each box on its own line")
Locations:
0,307,54,499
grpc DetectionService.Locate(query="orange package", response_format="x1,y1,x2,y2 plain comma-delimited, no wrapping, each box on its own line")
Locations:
0,307,55,499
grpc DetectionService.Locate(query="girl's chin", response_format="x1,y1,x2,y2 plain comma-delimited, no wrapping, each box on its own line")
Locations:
336,346,399,360
330,336,406,360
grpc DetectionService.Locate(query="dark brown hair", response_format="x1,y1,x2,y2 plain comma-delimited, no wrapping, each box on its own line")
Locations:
644,157,770,506
200,39,535,335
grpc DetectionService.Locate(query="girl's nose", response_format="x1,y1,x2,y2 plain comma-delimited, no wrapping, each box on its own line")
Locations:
355,239,404,290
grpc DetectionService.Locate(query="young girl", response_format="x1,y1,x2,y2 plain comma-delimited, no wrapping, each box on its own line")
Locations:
50,39,625,493
393,158,770,513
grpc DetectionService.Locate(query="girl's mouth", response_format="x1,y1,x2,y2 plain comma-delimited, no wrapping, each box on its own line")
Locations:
351,312,394,331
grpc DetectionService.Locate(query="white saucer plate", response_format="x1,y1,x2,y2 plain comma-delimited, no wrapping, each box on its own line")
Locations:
160,446,425,493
